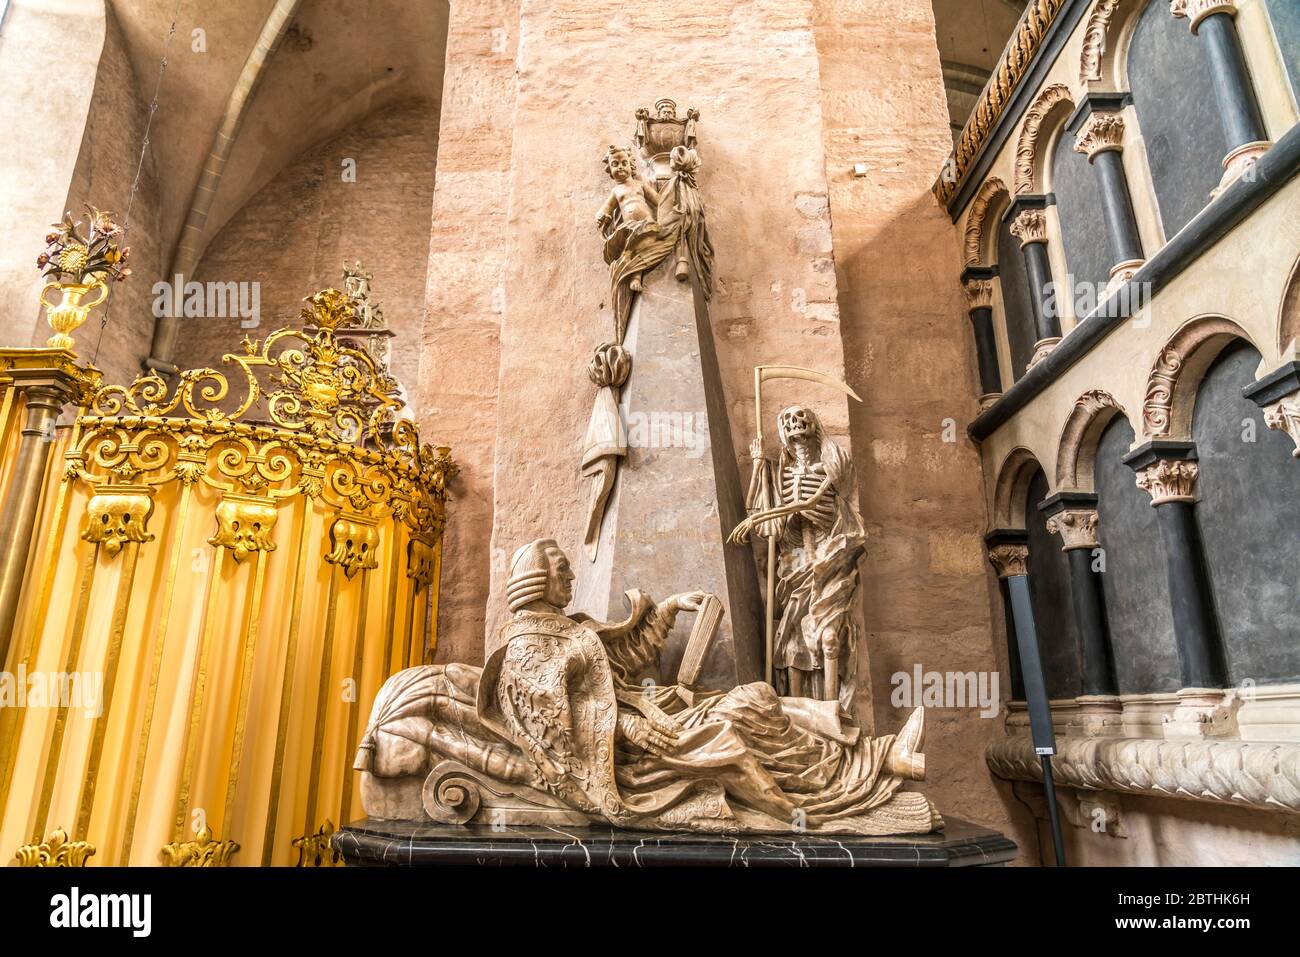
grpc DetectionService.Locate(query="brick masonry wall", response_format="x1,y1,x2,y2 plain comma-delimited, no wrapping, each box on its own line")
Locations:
177,98,439,401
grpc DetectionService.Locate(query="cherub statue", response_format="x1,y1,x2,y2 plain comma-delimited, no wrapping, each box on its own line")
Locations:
596,144,714,343
729,406,866,711
354,538,938,836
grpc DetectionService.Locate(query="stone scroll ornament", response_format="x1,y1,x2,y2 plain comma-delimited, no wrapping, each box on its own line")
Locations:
727,367,865,714
354,538,940,835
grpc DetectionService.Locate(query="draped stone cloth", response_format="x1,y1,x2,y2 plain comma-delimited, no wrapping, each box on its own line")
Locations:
772,420,867,713
356,595,939,835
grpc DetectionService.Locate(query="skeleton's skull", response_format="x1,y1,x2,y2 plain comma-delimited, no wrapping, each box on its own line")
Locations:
779,406,814,441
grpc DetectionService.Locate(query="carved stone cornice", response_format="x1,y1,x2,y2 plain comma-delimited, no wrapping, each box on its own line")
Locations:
1074,112,1126,160
933,0,1071,206
1170,0,1238,34
1135,458,1198,504
1010,208,1049,248
963,279,995,311
1080,0,1124,83
987,543,1029,579
986,732,1300,813
1263,396,1300,458
1045,508,1100,551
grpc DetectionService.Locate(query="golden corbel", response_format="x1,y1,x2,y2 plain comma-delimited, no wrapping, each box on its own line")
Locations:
209,493,279,563
326,513,380,579
81,484,155,557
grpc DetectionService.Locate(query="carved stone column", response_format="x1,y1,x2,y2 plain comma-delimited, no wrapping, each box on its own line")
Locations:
961,266,1002,408
1170,0,1270,193
1005,197,1060,369
1040,491,1122,736
1070,101,1145,292
1123,441,1229,730
986,530,1029,701
1243,360,1300,458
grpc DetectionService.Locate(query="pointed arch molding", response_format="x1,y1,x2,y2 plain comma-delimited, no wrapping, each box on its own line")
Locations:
1014,84,1074,194
1080,0,1124,83
1142,317,1253,439
1056,389,1125,490
963,177,1010,267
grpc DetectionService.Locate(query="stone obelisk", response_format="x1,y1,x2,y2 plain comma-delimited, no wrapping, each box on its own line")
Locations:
575,101,763,689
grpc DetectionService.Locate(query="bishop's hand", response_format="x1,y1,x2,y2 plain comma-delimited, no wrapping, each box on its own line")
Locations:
617,712,678,756
666,590,709,615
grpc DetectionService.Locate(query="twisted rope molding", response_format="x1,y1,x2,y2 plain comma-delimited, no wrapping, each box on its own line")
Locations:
987,735,1300,812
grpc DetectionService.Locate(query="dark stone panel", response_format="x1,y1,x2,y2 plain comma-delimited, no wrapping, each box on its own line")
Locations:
1192,340,1300,684
1266,0,1300,106
1095,415,1180,693
998,220,1038,381
1127,0,1227,238
1024,469,1082,699
1051,133,1113,310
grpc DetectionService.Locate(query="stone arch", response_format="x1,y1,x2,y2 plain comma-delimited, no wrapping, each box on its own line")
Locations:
993,446,1046,528
1079,0,1127,86
1014,83,1074,194
1055,389,1128,491
962,177,1010,267
1142,316,1258,440
1279,253,1300,357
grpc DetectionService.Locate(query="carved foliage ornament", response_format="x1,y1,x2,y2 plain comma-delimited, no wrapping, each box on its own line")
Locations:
82,485,155,557
159,825,239,867
962,177,1008,266
963,279,995,311
1263,397,1300,457
1010,208,1049,248
1015,84,1072,193
988,543,1030,578
1081,0,1124,83
12,828,95,866
934,0,1071,205
1170,0,1238,34
1045,509,1100,551
1074,112,1126,160
1136,459,1198,504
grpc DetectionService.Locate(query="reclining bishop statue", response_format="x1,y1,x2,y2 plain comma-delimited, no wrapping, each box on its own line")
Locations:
354,538,941,835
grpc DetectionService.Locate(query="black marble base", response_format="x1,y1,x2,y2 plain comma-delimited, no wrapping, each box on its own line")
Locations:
333,817,1017,867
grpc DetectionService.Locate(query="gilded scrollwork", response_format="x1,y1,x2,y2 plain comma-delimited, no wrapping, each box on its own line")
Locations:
12,827,96,867
327,513,381,579
62,287,457,564
159,825,239,867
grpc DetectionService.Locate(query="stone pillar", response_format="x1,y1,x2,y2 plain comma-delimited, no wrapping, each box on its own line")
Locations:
986,530,1056,754
1123,440,1231,734
1243,360,1300,457
961,268,1002,408
1006,198,1060,369
1171,0,1271,191
1071,109,1145,291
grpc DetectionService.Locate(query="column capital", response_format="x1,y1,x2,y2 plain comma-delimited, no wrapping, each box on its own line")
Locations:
1262,397,1300,458
1136,459,1199,504
1045,509,1101,551
987,543,1029,579
1124,440,1199,504
963,278,994,311
1009,208,1049,248
1170,0,1238,34
1074,112,1126,160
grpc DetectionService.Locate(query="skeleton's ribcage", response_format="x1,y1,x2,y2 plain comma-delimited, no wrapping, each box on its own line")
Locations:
780,468,836,529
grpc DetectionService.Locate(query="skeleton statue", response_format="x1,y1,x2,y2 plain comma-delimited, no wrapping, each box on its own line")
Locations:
354,538,938,836
730,405,866,712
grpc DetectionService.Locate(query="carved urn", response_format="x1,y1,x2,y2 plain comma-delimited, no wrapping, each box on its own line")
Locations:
634,98,699,183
